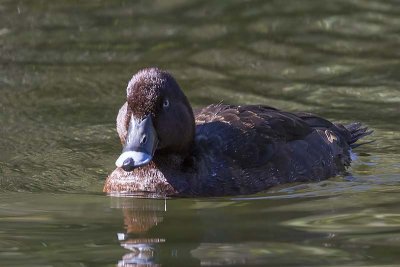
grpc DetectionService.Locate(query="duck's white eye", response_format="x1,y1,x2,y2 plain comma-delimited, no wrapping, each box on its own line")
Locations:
163,99,170,108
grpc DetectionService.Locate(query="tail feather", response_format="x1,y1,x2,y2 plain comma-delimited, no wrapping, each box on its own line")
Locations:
345,122,374,148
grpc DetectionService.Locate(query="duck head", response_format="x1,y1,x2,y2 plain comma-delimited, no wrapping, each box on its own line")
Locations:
115,68,195,172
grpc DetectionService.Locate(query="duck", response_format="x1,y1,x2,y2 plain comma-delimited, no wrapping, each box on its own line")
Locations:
104,67,372,197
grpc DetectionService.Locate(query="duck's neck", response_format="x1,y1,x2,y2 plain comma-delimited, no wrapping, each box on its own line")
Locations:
154,146,198,174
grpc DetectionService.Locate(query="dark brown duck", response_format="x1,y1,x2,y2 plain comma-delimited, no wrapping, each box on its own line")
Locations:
104,68,372,197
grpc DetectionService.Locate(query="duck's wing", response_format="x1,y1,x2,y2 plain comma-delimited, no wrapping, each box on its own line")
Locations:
294,112,373,148
195,104,313,143
192,104,372,195
194,104,352,169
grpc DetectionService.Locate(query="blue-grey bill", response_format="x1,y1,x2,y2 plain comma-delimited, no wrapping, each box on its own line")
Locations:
115,151,152,168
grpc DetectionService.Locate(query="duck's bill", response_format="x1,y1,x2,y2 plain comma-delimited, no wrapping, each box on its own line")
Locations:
115,115,158,171
115,151,152,169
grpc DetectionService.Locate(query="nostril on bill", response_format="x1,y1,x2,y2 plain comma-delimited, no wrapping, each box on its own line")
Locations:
140,134,147,144
122,157,135,172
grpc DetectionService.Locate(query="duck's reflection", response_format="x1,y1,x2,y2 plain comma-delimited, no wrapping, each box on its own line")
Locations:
111,197,199,267
108,196,344,266
118,241,161,267
111,197,167,267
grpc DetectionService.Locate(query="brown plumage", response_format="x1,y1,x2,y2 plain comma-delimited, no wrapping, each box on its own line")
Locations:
104,68,372,197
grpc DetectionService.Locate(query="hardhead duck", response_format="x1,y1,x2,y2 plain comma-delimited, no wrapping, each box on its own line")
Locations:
104,68,372,197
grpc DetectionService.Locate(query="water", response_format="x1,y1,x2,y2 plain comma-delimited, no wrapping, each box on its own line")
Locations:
0,0,399,266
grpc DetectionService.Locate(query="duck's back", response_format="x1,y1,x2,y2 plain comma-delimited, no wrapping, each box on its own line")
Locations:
192,104,370,195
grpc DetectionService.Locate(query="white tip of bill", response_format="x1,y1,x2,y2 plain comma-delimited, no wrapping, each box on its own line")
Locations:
115,151,153,168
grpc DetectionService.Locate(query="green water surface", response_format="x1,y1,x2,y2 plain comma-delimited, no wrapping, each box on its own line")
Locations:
0,0,399,266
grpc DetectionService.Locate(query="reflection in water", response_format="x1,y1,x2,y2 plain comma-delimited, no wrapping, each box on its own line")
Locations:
108,196,366,267
1,192,400,266
118,241,160,267
111,197,166,266
110,197,201,266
